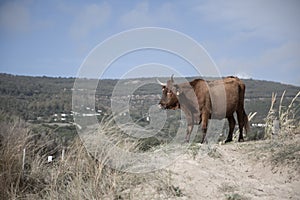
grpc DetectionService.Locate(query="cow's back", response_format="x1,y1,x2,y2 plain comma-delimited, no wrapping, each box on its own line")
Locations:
207,77,243,118
180,77,245,119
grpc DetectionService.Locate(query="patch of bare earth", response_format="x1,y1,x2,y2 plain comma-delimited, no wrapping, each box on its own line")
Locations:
167,135,300,200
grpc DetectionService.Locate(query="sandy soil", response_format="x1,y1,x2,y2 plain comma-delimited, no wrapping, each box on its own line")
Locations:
167,135,300,200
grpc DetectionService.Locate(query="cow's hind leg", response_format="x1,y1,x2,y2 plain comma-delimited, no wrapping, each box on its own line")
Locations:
225,116,235,143
237,110,245,142
201,114,208,144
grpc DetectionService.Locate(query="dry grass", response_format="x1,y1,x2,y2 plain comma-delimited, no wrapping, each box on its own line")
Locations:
0,119,29,199
270,138,300,174
225,193,248,200
257,90,300,176
265,91,300,138
0,118,180,200
242,134,300,180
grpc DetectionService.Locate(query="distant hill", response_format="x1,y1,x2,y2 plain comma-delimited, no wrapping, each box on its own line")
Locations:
0,73,299,123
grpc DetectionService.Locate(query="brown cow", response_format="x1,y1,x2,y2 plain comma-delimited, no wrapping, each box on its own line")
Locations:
158,75,249,143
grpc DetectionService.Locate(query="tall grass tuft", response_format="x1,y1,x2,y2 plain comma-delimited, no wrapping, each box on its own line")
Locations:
0,116,180,199
264,91,300,138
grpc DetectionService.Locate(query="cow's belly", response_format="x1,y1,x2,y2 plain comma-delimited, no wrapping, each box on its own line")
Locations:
211,113,226,119
210,99,238,118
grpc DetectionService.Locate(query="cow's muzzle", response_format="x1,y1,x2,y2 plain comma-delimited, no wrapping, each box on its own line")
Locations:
158,102,167,109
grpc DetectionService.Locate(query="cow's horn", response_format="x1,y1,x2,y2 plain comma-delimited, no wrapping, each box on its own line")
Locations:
171,74,174,82
156,78,166,86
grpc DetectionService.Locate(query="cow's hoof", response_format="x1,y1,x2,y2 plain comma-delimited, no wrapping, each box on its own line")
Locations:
238,138,244,142
224,139,232,143
201,139,208,144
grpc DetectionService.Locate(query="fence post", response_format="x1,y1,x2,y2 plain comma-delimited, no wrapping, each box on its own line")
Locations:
22,148,26,171
61,148,65,161
272,120,280,135
61,136,66,161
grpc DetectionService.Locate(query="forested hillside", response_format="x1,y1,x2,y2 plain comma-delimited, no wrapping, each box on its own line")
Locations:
0,73,299,123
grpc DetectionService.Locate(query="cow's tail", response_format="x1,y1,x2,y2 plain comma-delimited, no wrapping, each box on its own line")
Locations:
243,109,250,134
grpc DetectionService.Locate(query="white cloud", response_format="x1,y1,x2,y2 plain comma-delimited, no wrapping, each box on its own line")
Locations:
194,0,300,85
120,2,153,27
196,0,300,42
260,42,300,69
0,2,31,33
119,1,178,28
217,42,300,85
70,3,111,40
235,72,252,79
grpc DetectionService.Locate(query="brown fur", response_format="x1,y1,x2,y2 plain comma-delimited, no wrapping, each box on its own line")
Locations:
159,76,249,143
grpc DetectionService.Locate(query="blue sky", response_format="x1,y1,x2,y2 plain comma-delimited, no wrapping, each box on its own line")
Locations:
0,0,299,85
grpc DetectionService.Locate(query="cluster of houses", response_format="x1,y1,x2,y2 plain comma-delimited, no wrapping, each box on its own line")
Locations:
53,113,70,122
251,123,266,127
51,108,104,123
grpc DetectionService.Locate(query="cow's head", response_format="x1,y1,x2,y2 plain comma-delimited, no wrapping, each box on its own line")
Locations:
157,75,181,110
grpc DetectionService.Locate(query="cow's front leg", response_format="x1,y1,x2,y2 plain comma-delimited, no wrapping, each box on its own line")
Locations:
185,124,194,143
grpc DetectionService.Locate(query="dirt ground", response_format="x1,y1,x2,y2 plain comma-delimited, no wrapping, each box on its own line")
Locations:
167,135,300,200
